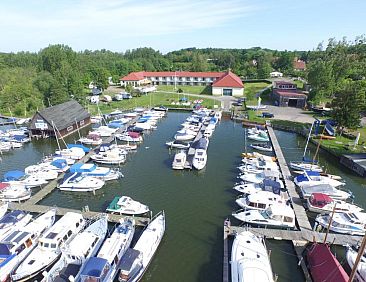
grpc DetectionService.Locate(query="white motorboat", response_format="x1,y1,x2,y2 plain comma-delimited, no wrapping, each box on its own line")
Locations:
134,122,156,130
248,132,269,142
3,170,48,188
58,172,105,192
203,127,214,138
250,143,273,152
106,196,150,215
24,166,59,180
91,150,127,165
192,149,207,170
241,152,276,162
12,212,85,281
174,131,196,141
0,209,56,282
55,147,85,160
172,151,187,170
0,182,31,202
346,246,366,282
289,161,323,172
0,142,12,152
294,171,345,188
78,133,103,146
231,231,274,282
118,211,165,282
0,210,33,241
232,204,295,229
92,126,118,137
42,214,108,282
236,190,289,211
238,159,279,174
233,179,285,195
247,127,266,135
165,140,191,149
238,170,281,184
79,217,135,282
299,184,351,200
306,193,363,214
315,212,366,235
70,163,123,181
116,132,143,143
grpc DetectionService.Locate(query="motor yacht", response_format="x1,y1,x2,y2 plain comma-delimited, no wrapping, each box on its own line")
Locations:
0,182,31,202
172,151,187,170
299,184,351,200
315,212,366,235
0,210,33,241
106,196,150,215
70,163,123,181
346,245,366,282
58,172,105,192
165,140,191,149
235,190,289,211
238,170,281,184
192,149,207,170
294,171,345,188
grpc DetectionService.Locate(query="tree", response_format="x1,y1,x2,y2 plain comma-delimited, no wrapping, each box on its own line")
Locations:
190,53,209,72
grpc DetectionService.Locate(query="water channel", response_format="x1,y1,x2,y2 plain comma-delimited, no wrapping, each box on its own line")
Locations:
0,111,365,281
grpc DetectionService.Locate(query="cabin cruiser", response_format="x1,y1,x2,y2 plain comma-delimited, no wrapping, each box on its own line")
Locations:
0,202,8,219
92,126,118,137
247,127,266,135
241,152,276,163
289,161,323,172
58,172,105,192
116,132,143,143
192,149,207,170
238,159,279,174
12,212,85,281
78,133,103,146
3,170,49,188
165,140,191,149
0,209,56,282
79,217,135,282
250,143,273,152
42,215,108,282
299,184,351,200
91,150,127,165
0,182,31,202
233,179,285,195
235,190,289,211
315,212,366,235
70,163,123,181
106,196,150,215
0,210,33,241
118,211,165,282
55,147,85,160
307,193,363,214
346,245,366,282
174,130,196,141
172,151,187,170
238,170,281,184
248,132,269,142
134,122,156,131
0,142,12,152
231,231,274,282
232,204,295,229
294,171,345,188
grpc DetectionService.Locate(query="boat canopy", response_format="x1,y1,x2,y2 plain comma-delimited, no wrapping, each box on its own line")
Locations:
0,182,10,190
296,171,320,182
67,144,90,153
310,193,332,207
128,131,140,138
81,257,109,278
13,134,28,141
70,163,97,173
119,248,141,272
192,138,208,150
262,179,281,194
108,122,124,128
3,170,25,181
307,243,349,282
51,158,68,169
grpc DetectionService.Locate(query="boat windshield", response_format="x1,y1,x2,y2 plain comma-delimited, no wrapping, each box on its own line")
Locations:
261,210,271,219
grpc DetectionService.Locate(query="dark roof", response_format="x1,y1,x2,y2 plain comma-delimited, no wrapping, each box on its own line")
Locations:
33,100,90,130
274,90,307,98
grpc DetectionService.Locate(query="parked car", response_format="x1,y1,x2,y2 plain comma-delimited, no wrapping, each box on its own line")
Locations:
113,94,123,101
262,112,274,118
122,93,132,99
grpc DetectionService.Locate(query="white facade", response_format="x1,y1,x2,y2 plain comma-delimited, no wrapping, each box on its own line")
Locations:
212,87,244,97
270,71,283,78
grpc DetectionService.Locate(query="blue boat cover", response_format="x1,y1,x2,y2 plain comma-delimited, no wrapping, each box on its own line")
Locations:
108,122,124,128
263,179,282,194
70,163,96,173
296,171,320,182
325,122,335,136
3,170,25,181
51,158,68,169
192,138,208,150
13,135,28,141
80,257,109,277
67,144,90,153
99,143,112,152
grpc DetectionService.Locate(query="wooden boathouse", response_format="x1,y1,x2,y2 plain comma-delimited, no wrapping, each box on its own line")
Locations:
29,100,91,138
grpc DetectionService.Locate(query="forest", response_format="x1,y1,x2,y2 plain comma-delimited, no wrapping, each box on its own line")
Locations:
0,36,365,129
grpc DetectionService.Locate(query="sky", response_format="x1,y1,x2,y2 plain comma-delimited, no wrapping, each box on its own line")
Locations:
0,0,365,53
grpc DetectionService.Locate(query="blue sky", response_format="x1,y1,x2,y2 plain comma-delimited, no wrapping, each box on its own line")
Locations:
0,0,365,53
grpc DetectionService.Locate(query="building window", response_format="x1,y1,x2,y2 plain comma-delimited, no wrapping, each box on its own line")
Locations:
80,120,85,126
67,126,73,132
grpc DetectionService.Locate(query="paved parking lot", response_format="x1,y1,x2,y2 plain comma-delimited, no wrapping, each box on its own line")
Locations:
264,105,315,123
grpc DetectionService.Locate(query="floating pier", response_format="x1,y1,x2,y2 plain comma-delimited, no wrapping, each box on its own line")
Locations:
223,125,362,282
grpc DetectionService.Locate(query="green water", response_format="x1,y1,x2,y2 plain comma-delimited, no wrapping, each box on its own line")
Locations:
0,112,364,282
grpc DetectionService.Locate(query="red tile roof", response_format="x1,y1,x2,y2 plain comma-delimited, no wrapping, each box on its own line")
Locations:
293,60,306,70
120,71,224,81
274,90,307,98
120,71,145,81
212,71,244,88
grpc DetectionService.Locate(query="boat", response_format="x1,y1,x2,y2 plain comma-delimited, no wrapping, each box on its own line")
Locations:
90,150,126,165
300,184,351,200
346,245,366,282
12,212,86,281
90,115,103,124
238,158,279,174
289,161,323,172
246,105,267,110
250,143,273,152
70,163,123,181
241,152,276,162
78,133,103,146
174,130,196,141
58,172,105,192
106,196,150,215
238,170,281,184
0,182,31,202
165,140,191,149
294,171,345,188
248,131,269,142
0,210,33,241
315,212,366,235
3,170,49,188
191,137,209,150
231,231,274,282
78,217,135,282
0,209,56,282
0,202,8,220
92,126,118,137
118,211,165,282
67,144,90,153
42,214,108,282
192,149,207,170
172,150,187,170
153,105,168,112
55,147,85,160
116,132,143,143
307,243,349,282
233,179,285,195
203,127,214,138
313,134,336,140
292,170,342,180
235,190,289,211
324,122,335,136
306,193,363,214
232,204,295,229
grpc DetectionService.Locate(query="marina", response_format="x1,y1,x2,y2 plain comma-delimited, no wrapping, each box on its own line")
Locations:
0,111,365,281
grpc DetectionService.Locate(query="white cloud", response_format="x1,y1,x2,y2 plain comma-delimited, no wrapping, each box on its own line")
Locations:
0,0,257,51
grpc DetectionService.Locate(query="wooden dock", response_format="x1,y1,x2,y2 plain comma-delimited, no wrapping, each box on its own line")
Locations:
8,112,151,226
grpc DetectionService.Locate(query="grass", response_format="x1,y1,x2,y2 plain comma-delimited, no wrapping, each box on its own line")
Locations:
87,92,219,115
244,82,271,104
156,85,211,95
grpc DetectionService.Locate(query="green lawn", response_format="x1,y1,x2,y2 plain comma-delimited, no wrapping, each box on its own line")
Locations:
244,82,271,104
157,85,211,95
87,92,219,115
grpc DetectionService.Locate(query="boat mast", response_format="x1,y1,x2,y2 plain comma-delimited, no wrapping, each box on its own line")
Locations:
312,126,326,164
302,121,314,160
8,107,17,129
349,234,366,282
323,203,337,243
52,120,61,151
75,118,81,139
